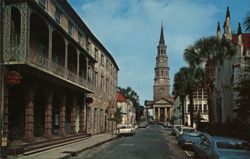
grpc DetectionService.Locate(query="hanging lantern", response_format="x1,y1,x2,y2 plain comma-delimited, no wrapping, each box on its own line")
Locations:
6,71,23,85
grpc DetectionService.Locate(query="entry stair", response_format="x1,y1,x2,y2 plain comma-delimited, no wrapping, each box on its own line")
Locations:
7,134,91,156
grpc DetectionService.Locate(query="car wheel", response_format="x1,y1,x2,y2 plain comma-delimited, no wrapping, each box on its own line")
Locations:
182,144,185,150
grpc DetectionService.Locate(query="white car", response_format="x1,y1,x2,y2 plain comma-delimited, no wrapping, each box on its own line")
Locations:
176,126,196,138
117,124,135,137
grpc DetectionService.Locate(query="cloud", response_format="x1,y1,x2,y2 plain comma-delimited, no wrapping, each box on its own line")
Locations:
74,0,221,104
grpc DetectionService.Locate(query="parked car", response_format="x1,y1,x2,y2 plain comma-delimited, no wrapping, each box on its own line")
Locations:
138,121,148,128
176,126,196,138
117,124,135,137
193,135,250,159
171,125,183,136
178,131,205,150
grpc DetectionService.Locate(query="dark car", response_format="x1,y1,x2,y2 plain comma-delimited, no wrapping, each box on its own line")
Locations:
171,125,183,136
193,135,250,159
178,131,205,150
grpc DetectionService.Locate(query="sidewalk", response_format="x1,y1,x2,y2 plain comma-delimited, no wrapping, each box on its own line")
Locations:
8,132,117,159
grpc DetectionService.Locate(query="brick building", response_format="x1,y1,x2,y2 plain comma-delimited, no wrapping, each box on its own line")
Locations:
0,0,118,155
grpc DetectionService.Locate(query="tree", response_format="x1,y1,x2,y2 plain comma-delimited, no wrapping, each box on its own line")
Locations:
184,36,236,123
113,107,124,125
118,87,140,121
235,64,250,122
173,67,204,127
173,70,187,125
244,11,250,32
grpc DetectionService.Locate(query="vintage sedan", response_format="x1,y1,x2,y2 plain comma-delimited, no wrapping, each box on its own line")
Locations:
117,124,136,137
171,125,183,136
193,135,250,159
178,131,205,150
175,126,196,138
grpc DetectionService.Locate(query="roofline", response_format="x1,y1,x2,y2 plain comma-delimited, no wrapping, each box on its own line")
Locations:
58,1,119,71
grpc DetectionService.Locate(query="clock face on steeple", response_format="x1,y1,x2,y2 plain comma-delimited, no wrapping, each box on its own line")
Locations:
159,87,165,95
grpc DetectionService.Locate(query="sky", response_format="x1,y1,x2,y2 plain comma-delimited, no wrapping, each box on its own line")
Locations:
68,0,250,105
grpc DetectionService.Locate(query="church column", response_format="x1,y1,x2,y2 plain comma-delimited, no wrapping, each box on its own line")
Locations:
158,107,160,122
165,108,168,122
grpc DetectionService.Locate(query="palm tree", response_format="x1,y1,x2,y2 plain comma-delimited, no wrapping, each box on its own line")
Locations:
184,36,236,123
173,67,204,127
173,70,187,125
244,11,250,32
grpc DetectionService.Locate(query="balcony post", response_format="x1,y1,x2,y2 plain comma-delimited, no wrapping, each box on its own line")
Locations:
2,6,11,61
86,58,89,81
77,50,80,76
48,25,53,70
64,40,68,78
19,3,30,62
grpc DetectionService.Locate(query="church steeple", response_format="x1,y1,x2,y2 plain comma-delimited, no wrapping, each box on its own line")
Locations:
159,24,165,44
217,21,222,39
154,25,170,101
223,6,232,40
237,22,242,35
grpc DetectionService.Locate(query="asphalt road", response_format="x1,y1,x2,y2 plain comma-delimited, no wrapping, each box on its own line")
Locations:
72,124,190,159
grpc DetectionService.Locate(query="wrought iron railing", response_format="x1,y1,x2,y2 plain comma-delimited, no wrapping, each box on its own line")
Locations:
28,51,94,91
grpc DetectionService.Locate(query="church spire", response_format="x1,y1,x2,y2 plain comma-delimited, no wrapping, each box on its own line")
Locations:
223,6,232,40
217,21,221,39
226,6,230,18
159,24,165,44
237,22,242,35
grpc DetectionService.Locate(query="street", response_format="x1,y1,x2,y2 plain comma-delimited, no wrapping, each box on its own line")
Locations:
72,125,190,159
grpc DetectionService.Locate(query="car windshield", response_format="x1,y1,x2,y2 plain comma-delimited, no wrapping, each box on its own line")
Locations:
185,133,201,137
120,125,132,129
216,141,250,150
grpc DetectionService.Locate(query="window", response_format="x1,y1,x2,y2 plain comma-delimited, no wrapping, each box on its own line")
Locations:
106,59,109,69
199,104,202,110
100,109,103,128
95,48,98,60
101,54,104,66
106,78,109,92
55,8,61,24
39,0,46,8
101,75,104,91
86,107,91,129
203,104,208,112
87,41,91,51
94,108,97,129
198,89,202,98
95,71,98,87
193,91,197,99
203,90,208,98
68,21,73,35
78,33,82,43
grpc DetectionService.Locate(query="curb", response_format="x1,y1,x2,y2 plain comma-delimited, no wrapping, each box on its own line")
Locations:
58,135,118,159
